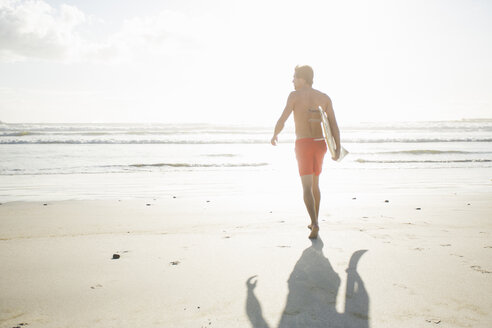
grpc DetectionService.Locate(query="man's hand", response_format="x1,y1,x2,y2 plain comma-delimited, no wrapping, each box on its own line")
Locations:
271,135,278,146
332,147,341,161
246,275,258,289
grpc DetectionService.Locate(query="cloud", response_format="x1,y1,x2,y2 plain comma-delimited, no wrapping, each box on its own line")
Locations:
102,10,201,62
0,0,201,63
0,0,86,61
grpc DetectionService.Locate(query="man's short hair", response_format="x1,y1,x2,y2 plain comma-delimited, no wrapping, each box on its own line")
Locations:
295,65,314,86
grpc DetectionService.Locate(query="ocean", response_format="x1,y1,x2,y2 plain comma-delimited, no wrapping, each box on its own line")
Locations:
1,120,491,201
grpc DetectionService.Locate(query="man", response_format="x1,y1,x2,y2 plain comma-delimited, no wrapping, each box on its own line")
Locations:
271,65,341,239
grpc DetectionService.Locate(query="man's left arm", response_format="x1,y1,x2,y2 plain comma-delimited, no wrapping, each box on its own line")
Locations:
324,96,341,159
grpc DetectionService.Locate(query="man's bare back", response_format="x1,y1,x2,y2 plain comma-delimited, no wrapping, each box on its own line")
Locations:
291,88,332,140
271,86,340,153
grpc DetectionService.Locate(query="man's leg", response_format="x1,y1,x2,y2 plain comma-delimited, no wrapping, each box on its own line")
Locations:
313,174,321,218
308,174,321,230
301,174,319,239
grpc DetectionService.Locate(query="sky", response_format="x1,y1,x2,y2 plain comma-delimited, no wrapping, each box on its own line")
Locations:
0,0,491,125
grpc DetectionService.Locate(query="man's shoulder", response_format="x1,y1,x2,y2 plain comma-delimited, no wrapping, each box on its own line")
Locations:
287,90,299,101
312,88,329,97
289,88,330,100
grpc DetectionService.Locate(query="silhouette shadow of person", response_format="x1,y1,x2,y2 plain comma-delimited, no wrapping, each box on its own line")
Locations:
246,238,369,328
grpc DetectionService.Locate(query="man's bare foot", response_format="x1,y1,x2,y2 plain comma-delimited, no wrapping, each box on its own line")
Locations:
308,224,312,230
308,224,319,239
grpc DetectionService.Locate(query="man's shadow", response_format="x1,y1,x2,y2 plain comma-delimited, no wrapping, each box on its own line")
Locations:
246,238,369,328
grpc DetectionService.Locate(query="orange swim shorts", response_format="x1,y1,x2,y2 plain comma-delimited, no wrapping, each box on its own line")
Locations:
295,138,327,176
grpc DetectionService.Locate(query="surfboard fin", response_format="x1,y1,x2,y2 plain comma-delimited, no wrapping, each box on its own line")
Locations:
337,146,349,162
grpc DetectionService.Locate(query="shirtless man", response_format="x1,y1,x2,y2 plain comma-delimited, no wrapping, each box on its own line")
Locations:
271,65,341,239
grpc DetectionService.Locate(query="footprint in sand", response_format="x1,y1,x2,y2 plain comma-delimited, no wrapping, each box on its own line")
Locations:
11,324,28,328
470,265,491,274
393,283,408,290
370,233,391,240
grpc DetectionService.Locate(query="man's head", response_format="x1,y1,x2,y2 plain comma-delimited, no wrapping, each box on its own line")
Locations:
293,65,314,89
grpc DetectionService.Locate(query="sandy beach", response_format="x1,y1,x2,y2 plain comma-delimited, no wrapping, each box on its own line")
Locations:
0,167,491,328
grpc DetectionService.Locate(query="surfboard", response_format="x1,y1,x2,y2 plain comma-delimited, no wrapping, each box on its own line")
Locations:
318,106,348,162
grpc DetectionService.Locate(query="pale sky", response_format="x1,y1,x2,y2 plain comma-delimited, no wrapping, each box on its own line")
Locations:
0,0,491,124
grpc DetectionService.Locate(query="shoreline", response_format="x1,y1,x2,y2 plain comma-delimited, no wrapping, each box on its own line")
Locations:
0,166,491,203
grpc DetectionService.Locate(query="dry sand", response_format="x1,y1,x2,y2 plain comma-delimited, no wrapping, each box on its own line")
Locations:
0,168,491,327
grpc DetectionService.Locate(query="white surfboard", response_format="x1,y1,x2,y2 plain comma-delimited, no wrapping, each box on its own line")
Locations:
318,106,348,162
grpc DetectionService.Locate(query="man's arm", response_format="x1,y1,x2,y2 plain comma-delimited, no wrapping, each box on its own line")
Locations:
271,92,295,146
324,96,341,159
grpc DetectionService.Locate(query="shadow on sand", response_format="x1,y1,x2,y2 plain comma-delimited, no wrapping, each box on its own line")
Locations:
246,238,369,328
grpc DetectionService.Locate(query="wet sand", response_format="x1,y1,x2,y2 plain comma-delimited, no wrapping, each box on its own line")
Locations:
0,168,491,327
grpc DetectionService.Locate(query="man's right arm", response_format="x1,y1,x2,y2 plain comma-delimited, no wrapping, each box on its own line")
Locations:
271,92,295,146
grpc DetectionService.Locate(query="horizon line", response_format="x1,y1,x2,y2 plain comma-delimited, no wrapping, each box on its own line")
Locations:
1,117,492,126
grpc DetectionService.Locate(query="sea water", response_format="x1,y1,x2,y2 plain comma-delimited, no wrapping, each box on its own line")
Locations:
0,120,491,201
